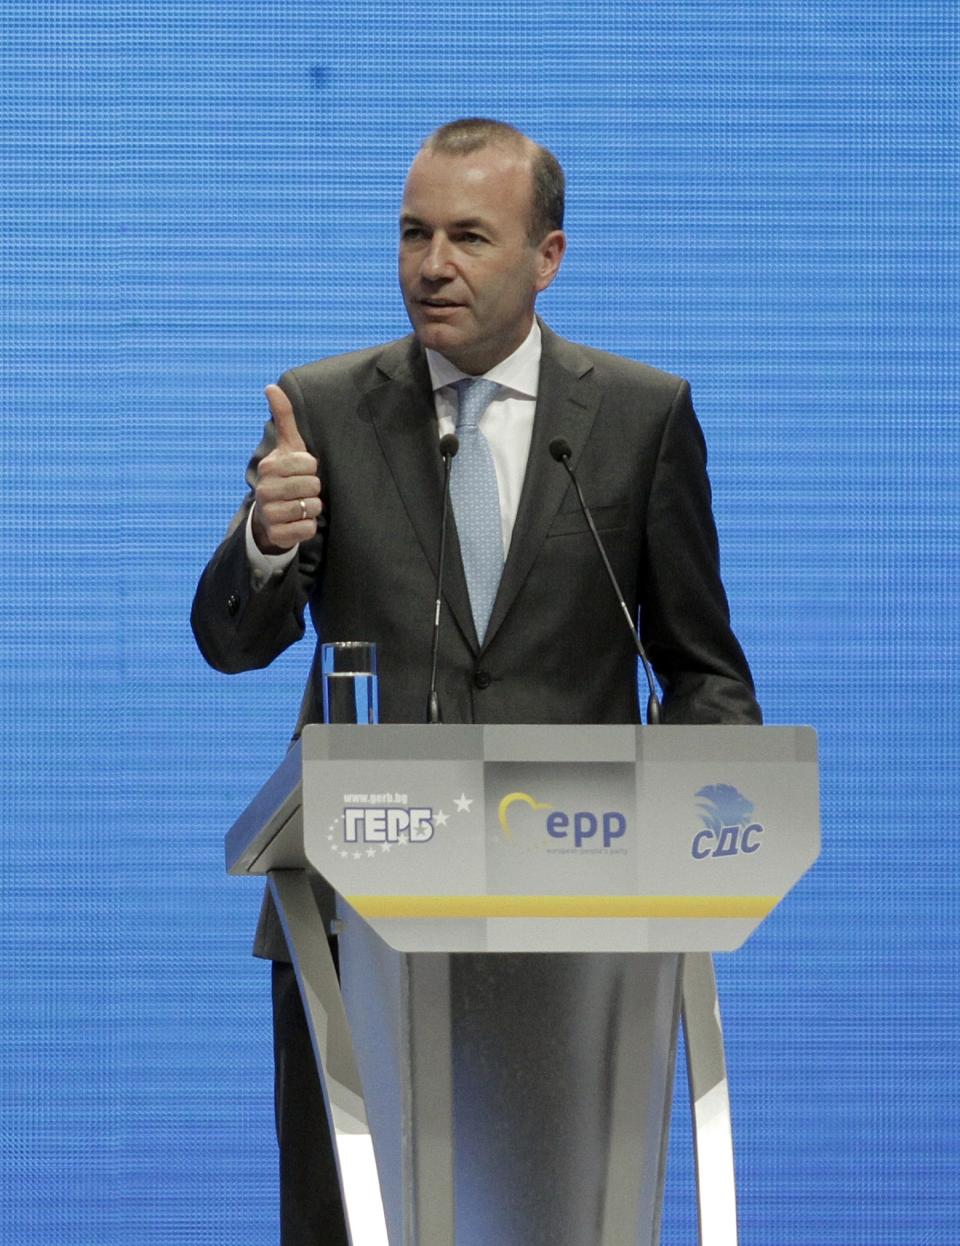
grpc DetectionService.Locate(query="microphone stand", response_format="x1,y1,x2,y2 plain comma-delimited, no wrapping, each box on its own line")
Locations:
549,438,662,725
427,433,460,723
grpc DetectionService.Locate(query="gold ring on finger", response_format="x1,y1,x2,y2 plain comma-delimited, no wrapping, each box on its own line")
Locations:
299,499,307,520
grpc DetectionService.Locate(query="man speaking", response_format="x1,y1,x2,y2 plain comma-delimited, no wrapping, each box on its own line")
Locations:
193,118,760,1245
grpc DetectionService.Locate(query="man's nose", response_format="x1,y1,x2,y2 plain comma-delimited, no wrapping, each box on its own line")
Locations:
421,235,454,280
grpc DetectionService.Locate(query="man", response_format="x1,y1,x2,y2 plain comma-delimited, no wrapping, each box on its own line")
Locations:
193,118,760,1244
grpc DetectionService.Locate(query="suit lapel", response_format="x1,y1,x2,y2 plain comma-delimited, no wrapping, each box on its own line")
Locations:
365,338,479,649
482,324,601,649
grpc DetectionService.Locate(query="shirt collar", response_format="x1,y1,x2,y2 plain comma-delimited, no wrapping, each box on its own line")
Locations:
425,319,542,399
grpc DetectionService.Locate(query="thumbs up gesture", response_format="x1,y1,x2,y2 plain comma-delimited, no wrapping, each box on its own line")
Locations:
251,384,323,554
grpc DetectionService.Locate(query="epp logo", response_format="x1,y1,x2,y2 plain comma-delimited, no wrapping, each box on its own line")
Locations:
691,784,764,860
498,791,627,849
343,806,434,844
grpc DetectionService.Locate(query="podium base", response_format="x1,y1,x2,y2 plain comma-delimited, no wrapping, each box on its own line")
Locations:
340,905,682,1246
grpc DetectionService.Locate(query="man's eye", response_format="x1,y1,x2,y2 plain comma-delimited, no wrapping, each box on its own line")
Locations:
461,233,486,244
401,227,424,241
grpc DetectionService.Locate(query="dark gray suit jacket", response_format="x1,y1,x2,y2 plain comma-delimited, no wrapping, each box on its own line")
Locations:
192,322,760,958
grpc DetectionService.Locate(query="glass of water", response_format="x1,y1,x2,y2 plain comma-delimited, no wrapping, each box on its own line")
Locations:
321,641,380,724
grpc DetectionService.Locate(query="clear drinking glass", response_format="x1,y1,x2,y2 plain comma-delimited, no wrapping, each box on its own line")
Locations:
321,641,380,724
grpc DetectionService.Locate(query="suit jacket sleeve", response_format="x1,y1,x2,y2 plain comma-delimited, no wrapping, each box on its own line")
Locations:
640,379,761,725
190,371,325,674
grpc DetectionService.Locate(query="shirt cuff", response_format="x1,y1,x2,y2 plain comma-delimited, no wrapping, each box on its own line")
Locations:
245,505,297,589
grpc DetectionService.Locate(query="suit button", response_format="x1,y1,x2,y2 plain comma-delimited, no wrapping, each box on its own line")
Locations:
474,670,491,690
226,593,241,617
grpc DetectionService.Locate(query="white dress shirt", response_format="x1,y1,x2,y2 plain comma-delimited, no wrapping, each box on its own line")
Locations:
246,319,542,583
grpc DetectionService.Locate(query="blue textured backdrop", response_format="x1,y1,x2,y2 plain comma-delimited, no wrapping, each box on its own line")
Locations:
2,2,957,1242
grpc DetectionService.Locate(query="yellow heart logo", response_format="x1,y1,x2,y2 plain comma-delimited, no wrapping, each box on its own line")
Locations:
498,791,553,837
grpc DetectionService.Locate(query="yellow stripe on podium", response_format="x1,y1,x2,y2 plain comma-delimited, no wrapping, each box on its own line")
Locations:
345,895,778,920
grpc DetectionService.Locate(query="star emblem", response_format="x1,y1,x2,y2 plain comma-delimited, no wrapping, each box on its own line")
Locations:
454,794,473,813
434,809,449,827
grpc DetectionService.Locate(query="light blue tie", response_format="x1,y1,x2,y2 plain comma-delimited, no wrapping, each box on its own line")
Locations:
450,378,504,643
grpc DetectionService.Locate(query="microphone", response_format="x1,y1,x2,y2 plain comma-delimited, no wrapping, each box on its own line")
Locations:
548,437,662,725
427,433,460,723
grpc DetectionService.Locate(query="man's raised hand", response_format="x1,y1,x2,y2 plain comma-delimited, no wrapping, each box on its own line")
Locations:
251,384,323,554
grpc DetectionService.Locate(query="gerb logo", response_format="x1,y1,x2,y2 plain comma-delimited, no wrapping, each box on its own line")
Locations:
691,784,764,860
498,791,627,851
328,790,475,860
344,806,434,845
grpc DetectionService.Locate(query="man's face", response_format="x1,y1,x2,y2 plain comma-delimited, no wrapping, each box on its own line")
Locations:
398,145,565,375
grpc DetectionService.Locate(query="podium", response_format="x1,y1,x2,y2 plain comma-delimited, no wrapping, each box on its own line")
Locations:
227,723,819,1245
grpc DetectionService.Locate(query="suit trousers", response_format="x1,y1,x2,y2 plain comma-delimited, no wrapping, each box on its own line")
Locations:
272,959,349,1246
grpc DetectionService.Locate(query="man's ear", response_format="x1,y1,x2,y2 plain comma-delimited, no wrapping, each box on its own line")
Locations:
534,230,567,293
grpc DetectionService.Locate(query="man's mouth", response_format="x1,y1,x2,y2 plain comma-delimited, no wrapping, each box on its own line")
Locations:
419,298,462,309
